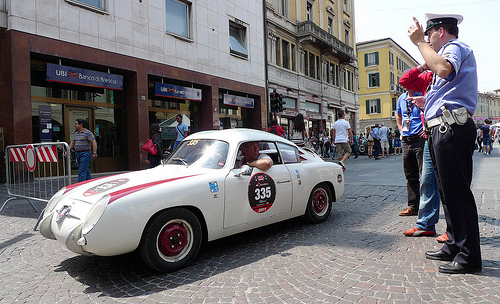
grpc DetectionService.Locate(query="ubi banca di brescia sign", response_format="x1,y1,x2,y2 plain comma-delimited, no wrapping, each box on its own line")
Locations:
46,63,124,90
155,83,202,101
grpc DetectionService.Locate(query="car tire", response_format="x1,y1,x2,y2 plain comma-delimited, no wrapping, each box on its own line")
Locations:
358,144,366,154
305,183,333,224
140,208,202,272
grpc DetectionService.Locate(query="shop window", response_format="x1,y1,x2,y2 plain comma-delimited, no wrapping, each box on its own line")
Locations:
95,108,124,158
229,22,248,59
166,0,190,38
31,102,64,143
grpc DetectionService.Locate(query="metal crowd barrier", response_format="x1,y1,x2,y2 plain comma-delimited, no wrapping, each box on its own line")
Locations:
1,142,71,214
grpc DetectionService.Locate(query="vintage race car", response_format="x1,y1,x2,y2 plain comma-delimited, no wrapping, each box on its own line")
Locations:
39,129,344,272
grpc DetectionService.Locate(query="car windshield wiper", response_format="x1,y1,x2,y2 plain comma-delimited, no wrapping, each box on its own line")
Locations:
171,157,189,167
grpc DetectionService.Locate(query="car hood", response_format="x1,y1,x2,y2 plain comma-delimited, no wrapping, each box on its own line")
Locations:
61,165,205,204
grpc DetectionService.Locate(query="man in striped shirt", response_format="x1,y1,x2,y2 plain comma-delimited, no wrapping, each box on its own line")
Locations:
69,119,97,182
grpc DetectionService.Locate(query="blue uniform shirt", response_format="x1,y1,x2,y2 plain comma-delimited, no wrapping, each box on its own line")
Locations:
397,92,423,137
424,39,478,120
371,127,379,139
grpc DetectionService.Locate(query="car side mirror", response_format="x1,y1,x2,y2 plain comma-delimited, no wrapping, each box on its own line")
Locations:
234,164,252,177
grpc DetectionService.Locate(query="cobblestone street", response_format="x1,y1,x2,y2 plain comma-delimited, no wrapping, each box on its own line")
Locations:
1,147,499,303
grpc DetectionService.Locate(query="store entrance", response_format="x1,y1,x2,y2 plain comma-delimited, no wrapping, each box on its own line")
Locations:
65,106,95,175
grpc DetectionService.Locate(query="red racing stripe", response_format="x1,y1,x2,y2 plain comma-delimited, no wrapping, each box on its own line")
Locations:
108,175,199,204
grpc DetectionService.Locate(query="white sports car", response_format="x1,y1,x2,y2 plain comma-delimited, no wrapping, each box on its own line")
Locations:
39,129,344,272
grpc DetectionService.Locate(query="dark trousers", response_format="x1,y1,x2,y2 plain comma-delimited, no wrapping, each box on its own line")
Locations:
402,137,425,210
428,118,481,268
373,139,381,158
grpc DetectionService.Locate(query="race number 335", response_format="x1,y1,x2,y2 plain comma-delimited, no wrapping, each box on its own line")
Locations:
248,173,276,213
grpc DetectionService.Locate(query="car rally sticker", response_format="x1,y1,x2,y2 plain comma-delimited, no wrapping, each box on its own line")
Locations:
83,178,130,196
248,173,276,213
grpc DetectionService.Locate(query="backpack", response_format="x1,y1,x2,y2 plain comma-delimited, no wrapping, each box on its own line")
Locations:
270,125,278,135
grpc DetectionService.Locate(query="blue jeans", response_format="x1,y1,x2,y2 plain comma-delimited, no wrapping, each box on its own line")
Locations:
415,141,440,231
76,151,92,182
173,140,182,151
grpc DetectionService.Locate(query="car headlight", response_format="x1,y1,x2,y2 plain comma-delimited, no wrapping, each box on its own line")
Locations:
45,188,66,213
82,194,110,235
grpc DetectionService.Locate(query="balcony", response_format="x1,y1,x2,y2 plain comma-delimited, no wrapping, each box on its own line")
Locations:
390,84,404,94
296,21,355,64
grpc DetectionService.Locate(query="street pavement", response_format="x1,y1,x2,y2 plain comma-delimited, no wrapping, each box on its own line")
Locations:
1,144,499,303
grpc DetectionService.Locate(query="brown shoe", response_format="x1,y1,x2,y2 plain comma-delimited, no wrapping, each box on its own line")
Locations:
436,232,449,243
399,207,418,216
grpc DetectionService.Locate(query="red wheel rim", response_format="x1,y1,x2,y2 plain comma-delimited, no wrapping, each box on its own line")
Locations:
312,188,328,215
158,223,188,256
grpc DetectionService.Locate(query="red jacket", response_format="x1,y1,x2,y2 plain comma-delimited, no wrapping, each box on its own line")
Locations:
399,67,433,95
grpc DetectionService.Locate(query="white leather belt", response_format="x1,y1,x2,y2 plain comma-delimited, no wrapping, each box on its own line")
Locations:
424,106,471,132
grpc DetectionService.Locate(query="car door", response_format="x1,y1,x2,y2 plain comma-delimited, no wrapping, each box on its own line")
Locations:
223,141,292,228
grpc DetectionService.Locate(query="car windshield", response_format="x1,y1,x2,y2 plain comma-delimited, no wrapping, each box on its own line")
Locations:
166,139,229,169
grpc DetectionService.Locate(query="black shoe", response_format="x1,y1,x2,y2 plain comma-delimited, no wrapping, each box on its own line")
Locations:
438,261,481,274
425,249,454,261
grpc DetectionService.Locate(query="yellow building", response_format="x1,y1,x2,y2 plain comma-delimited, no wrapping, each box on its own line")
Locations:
266,0,358,136
356,38,419,134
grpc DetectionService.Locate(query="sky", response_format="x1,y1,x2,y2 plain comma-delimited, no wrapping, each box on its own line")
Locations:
354,0,500,93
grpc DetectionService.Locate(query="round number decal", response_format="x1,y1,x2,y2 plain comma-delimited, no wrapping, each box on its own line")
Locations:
248,173,276,213
83,178,130,196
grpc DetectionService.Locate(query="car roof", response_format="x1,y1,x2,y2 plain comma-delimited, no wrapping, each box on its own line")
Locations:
184,128,293,147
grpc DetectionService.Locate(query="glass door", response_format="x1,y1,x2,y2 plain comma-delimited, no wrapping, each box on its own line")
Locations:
65,106,94,174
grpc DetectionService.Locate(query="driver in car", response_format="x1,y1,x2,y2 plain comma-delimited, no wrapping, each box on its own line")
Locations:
235,141,273,170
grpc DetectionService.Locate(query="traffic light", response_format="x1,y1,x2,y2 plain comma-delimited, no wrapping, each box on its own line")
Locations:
270,91,283,113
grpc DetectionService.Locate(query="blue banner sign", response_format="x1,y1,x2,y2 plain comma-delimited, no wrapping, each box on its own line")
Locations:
155,83,202,101
46,63,123,90
223,94,254,108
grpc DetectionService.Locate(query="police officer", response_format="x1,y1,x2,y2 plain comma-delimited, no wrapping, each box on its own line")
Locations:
407,14,481,274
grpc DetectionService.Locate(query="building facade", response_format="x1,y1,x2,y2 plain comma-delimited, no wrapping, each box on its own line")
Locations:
0,0,266,181
475,91,500,126
357,38,418,135
265,0,358,137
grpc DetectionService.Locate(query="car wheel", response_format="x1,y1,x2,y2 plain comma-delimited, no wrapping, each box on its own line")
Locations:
140,208,202,272
305,183,332,223
358,144,366,154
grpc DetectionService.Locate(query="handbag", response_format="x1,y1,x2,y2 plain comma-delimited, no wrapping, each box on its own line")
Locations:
142,138,157,155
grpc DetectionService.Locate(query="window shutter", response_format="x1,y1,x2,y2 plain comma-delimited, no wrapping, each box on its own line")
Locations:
375,73,380,86
377,99,381,113
364,53,368,67
375,52,379,65
366,100,370,114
